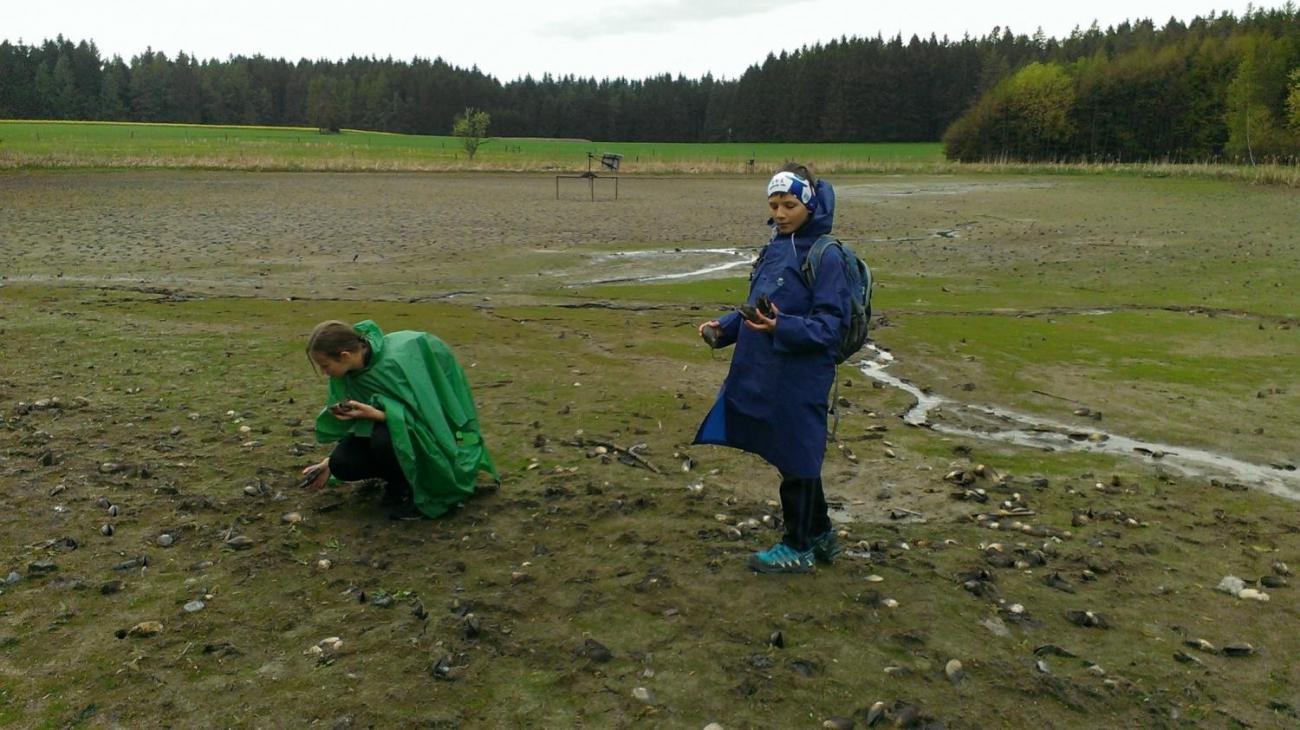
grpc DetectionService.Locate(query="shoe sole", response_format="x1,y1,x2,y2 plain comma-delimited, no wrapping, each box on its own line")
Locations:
747,556,814,574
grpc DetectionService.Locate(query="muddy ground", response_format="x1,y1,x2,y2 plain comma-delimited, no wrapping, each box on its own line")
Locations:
1,171,1298,728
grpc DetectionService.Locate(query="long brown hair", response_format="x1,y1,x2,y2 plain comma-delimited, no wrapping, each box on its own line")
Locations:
306,320,367,370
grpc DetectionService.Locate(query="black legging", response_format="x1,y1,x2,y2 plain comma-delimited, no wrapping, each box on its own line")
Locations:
328,422,408,493
779,474,832,552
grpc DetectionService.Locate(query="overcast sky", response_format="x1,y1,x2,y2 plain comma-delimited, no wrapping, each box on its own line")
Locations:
7,1,1262,81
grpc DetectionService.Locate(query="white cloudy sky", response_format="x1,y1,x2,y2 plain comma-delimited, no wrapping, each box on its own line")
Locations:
7,1,1259,80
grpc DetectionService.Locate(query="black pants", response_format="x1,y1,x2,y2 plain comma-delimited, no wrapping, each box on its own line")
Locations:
329,422,409,498
779,475,832,552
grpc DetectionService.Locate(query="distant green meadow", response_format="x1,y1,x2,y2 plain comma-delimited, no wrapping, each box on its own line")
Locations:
0,120,943,172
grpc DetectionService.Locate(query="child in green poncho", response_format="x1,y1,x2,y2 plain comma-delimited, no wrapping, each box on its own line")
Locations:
302,319,498,518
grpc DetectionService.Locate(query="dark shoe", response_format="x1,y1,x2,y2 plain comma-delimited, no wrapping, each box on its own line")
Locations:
811,529,843,564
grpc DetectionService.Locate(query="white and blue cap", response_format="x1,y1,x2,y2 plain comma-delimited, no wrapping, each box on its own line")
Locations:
766,171,815,210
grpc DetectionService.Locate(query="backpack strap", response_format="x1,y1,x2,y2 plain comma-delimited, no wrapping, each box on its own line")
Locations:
803,235,845,440
800,234,841,287
750,242,771,282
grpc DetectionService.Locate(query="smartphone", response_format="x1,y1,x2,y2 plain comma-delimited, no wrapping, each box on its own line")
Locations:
331,401,356,414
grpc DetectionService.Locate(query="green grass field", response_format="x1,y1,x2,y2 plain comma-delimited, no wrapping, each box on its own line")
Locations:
0,119,942,172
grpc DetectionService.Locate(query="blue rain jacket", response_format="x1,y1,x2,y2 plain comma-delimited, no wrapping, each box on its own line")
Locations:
693,180,851,478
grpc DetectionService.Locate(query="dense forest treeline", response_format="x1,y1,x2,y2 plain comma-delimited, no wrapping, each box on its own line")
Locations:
1,6,1298,161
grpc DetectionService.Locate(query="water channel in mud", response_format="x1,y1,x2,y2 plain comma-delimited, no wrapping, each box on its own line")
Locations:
855,344,1300,501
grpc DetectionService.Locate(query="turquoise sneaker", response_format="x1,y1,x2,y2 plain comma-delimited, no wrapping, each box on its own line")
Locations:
748,542,815,574
811,529,843,563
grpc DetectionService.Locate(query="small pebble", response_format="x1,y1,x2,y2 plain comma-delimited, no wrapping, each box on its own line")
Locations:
5,571,20,584
100,524,114,536
881,598,899,609
631,687,655,705
865,574,884,583
282,512,303,524
945,658,965,684
107,505,119,517
183,600,206,613
128,621,163,638
226,535,254,550
317,559,333,570
158,534,174,547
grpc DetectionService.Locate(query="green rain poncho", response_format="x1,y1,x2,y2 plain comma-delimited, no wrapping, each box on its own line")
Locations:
315,320,498,517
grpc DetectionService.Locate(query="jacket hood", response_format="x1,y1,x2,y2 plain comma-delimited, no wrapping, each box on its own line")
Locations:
354,320,387,365
769,179,835,245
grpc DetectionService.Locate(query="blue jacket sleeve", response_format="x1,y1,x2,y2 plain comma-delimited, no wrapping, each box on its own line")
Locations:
772,248,850,355
713,311,742,348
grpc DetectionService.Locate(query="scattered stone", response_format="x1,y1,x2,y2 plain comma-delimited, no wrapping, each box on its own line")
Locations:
100,524,114,537
99,462,130,474
749,654,775,670
865,574,884,583
1238,588,1270,602
945,658,965,684
631,687,656,705
1035,659,1051,674
100,580,123,595
978,616,1010,638
226,535,254,550
371,593,394,608
411,601,428,620
128,621,163,638
881,598,899,609
1034,644,1077,658
27,560,57,575
822,716,855,730
158,534,174,548
791,659,815,678
864,701,886,726
464,613,482,638
578,638,612,662
113,556,147,571
769,630,784,648
1184,639,1217,654
107,505,119,517
1273,561,1291,577
183,600,206,613
316,559,333,570
1223,643,1256,657
1043,572,1075,593
1216,575,1245,596
1065,610,1110,629
1173,651,1205,667
429,655,454,681
510,571,532,585
1260,575,1288,589
282,512,303,524
703,724,726,730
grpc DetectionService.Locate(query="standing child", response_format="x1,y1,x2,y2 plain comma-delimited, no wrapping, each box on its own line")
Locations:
302,319,498,518
694,164,851,573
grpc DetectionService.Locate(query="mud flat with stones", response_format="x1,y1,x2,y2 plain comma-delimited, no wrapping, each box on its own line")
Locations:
1,170,1297,727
